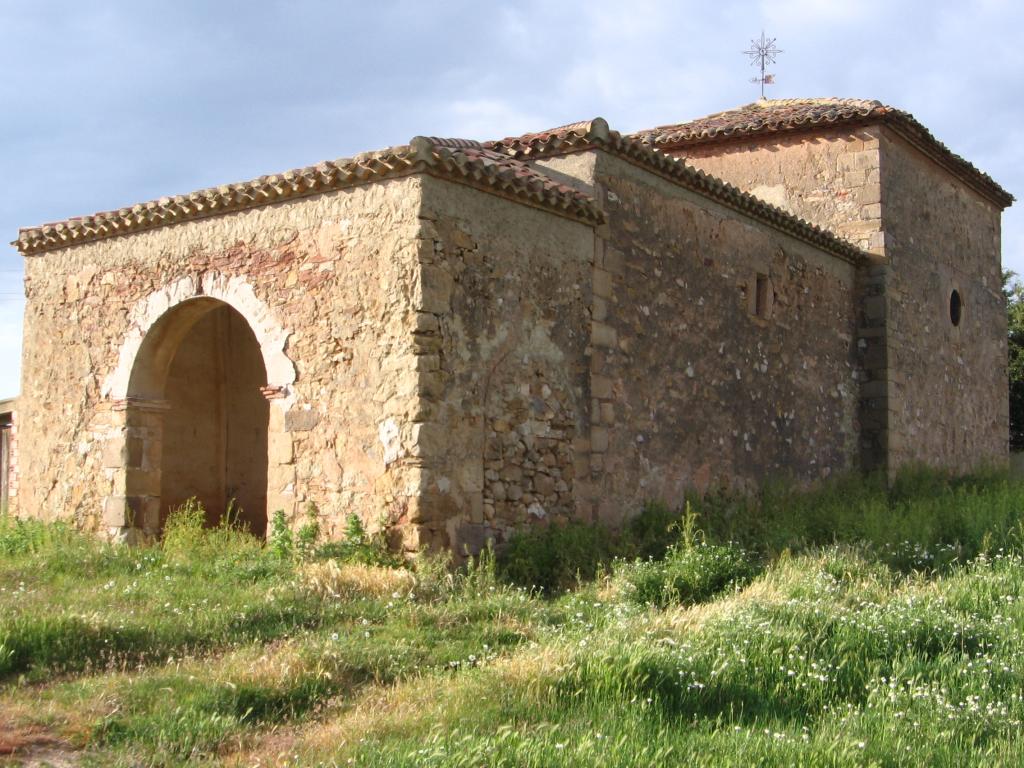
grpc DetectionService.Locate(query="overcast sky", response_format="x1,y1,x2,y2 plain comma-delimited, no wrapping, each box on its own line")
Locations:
1,0,1021,398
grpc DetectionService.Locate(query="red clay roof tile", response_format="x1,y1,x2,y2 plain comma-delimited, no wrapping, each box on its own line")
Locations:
14,138,603,256
488,118,869,265
632,98,1013,209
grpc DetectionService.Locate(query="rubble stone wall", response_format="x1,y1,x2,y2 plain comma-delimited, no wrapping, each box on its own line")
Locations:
668,130,890,471
669,128,1008,475
411,176,596,553
17,178,425,538
878,128,1008,470
585,151,861,523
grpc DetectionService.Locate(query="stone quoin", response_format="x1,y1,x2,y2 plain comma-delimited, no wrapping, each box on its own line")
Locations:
8,98,1014,554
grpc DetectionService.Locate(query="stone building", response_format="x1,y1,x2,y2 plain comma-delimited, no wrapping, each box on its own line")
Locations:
0,398,14,512
8,98,1013,552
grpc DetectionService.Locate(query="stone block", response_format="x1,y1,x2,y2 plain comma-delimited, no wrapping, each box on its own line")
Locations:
862,296,887,321
591,322,617,348
102,496,129,527
413,312,440,334
603,247,625,275
269,434,294,464
101,437,127,469
132,496,161,531
454,523,497,557
591,375,613,399
127,436,145,469
418,264,453,313
593,268,614,298
285,408,320,432
126,468,160,497
410,422,447,457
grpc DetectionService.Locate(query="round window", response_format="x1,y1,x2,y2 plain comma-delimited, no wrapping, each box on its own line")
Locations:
949,289,962,327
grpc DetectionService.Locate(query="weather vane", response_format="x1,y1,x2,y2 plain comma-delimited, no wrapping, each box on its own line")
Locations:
744,31,782,99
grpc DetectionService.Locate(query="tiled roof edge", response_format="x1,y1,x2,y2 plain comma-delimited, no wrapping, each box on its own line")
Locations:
882,113,1014,209
488,119,870,266
14,138,603,256
634,102,1013,210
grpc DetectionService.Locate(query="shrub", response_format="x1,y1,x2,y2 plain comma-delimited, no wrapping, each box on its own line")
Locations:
313,514,402,568
162,498,270,579
161,497,208,557
0,514,73,556
295,502,321,561
620,541,760,608
618,503,760,608
268,509,293,561
495,503,687,593
676,467,1024,571
497,521,613,592
620,502,683,561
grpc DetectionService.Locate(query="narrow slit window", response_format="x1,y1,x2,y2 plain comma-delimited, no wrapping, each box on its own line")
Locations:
755,273,771,320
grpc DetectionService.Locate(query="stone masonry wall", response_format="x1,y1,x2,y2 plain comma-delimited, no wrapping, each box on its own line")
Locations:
17,178,425,539
582,151,861,523
878,128,1007,470
671,128,885,254
409,176,596,554
678,127,1008,473
673,129,890,471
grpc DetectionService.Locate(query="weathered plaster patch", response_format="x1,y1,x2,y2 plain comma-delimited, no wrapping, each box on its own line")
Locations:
379,418,402,466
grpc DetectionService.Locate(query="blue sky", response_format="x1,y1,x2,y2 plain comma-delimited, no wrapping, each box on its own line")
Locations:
1,0,1021,398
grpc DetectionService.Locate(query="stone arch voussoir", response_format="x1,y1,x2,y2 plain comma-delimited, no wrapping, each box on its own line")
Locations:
103,273,295,403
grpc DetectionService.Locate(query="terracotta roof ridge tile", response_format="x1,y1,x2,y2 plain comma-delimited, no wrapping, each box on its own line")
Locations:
631,98,1012,209
15,138,603,255
488,118,868,265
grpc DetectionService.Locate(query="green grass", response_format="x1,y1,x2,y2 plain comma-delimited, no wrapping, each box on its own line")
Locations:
4,470,1024,766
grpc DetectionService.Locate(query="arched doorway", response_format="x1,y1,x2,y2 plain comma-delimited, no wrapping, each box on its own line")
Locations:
126,298,270,536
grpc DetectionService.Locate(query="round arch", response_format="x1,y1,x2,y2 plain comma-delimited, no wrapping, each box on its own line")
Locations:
104,273,295,402
104,274,293,538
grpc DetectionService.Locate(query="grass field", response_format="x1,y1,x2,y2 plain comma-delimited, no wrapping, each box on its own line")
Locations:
4,471,1024,766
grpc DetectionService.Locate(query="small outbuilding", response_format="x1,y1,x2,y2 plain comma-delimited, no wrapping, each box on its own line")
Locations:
0,397,15,513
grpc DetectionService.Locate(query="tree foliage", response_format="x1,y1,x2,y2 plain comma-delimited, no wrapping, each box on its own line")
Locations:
1005,271,1024,450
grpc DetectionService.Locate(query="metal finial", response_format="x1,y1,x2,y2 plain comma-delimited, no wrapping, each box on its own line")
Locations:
744,32,782,99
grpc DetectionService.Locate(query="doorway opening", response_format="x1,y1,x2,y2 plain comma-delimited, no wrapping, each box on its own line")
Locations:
126,299,269,536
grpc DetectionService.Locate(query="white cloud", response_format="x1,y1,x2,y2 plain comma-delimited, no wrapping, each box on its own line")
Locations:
1,0,1022,393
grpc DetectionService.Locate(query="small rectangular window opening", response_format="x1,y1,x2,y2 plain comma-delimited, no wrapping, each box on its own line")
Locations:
755,273,770,319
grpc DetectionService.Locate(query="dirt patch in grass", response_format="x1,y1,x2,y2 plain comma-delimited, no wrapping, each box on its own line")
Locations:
0,719,80,767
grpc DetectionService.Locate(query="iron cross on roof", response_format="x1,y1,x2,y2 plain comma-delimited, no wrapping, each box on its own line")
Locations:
744,32,782,99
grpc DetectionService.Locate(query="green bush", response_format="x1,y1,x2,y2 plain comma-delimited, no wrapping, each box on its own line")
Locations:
620,501,683,560
295,502,321,561
497,521,613,592
162,498,265,569
0,514,75,556
496,504,688,593
269,509,294,560
620,541,759,608
313,513,402,568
